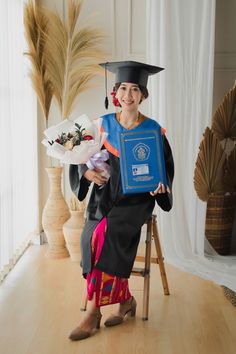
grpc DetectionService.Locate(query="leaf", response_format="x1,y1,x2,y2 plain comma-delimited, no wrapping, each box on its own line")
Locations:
24,0,53,120
212,82,236,141
223,147,236,193
194,127,226,201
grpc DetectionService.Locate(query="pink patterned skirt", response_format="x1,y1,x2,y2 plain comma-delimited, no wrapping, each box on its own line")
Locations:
86,217,132,307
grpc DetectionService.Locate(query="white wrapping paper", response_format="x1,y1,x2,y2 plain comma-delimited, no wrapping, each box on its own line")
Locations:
41,114,108,165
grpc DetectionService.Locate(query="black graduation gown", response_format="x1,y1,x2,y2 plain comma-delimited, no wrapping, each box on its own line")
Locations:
69,121,174,279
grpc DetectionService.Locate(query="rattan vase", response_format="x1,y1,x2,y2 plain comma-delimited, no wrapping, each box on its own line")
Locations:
63,210,85,262
42,167,70,258
205,194,236,255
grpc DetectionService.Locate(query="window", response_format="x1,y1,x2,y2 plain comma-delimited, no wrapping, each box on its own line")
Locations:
0,1,38,281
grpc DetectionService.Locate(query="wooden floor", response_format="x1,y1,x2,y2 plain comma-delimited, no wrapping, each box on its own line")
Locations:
0,244,235,354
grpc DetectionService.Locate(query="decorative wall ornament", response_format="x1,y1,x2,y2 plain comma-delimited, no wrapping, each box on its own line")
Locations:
194,83,236,254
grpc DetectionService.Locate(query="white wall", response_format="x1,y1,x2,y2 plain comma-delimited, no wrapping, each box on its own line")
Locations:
213,0,236,113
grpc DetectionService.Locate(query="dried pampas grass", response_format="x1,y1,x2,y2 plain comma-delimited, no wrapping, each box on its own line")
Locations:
212,82,236,141
69,195,85,211
24,0,106,121
24,0,53,122
194,127,226,201
44,0,106,119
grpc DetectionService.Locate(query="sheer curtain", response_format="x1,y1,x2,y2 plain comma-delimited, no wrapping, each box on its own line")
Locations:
146,0,236,291
0,1,38,281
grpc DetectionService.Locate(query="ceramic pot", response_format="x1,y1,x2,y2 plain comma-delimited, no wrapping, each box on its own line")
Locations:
42,167,70,258
63,210,84,262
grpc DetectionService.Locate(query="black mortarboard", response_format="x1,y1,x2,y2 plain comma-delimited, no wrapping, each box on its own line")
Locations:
100,60,164,109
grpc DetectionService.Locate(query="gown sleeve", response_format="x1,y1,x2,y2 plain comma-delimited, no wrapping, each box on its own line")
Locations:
155,135,174,211
69,164,91,201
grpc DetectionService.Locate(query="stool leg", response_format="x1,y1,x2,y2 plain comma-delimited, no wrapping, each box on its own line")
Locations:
80,282,88,311
142,218,152,320
152,216,170,295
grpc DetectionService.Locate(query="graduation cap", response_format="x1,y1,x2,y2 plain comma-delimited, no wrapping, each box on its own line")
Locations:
100,60,164,109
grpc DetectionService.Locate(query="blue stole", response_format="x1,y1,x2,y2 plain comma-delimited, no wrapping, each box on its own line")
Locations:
101,113,163,157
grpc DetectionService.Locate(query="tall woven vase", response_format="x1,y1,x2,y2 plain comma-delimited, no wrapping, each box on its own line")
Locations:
42,167,70,258
63,209,85,262
205,194,236,255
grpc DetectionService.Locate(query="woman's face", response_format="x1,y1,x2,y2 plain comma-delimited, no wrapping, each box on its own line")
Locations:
115,82,143,110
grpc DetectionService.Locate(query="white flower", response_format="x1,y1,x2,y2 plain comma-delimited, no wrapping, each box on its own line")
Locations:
64,140,74,150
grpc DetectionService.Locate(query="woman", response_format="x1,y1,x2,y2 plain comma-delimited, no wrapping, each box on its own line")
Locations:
69,61,174,341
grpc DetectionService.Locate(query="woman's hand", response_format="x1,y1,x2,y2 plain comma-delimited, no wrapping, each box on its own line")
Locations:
84,168,108,186
150,183,171,196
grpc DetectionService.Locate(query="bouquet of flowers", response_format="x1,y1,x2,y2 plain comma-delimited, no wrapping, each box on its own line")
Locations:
42,114,110,178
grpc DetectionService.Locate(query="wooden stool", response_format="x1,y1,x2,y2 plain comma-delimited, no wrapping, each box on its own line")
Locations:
80,214,170,320
132,214,170,320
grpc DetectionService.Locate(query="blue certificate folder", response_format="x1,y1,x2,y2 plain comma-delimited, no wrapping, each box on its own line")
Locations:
119,129,167,194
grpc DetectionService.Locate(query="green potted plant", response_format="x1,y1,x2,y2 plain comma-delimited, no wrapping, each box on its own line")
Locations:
194,83,236,255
